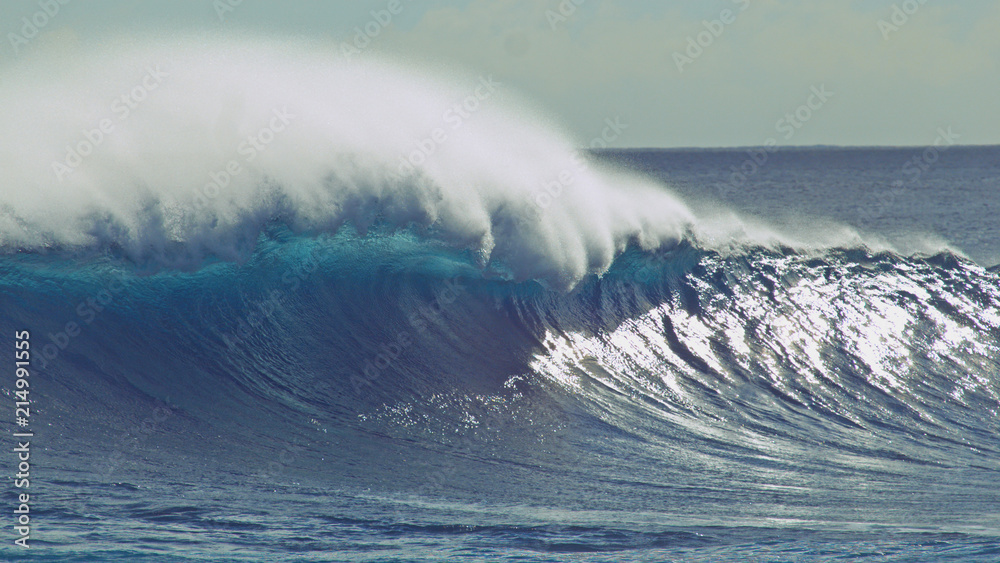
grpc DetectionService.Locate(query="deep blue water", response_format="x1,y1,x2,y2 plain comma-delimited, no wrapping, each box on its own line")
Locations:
2,147,999,562
598,146,1000,266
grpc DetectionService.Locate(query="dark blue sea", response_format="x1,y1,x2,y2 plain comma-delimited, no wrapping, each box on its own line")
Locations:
2,143,998,562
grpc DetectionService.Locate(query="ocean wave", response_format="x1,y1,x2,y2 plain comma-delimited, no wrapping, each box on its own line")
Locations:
2,36,955,289
3,230,996,420
0,36,703,288
4,39,998,539
4,226,998,538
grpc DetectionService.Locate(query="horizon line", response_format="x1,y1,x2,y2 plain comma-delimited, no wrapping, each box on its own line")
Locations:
588,143,1000,151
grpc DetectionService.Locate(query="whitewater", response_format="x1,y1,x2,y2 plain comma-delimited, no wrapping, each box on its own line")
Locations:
1,37,999,562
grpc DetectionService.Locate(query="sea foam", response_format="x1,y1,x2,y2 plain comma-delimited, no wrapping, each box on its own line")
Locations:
0,36,696,287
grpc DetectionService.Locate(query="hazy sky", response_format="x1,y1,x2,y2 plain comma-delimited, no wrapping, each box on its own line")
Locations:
3,0,998,147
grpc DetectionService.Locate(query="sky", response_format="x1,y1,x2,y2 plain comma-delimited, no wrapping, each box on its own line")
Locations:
2,0,998,148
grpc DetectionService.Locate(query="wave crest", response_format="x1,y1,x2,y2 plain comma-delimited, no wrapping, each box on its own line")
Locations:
0,36,700,287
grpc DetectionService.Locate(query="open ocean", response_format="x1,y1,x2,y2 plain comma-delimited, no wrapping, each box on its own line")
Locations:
1,42,999,562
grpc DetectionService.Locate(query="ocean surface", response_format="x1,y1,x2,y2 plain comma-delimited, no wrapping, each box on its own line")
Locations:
2,42,999,562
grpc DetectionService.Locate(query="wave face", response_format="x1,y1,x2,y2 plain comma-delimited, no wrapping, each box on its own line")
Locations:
2,39,999,562
4,231,1000,560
